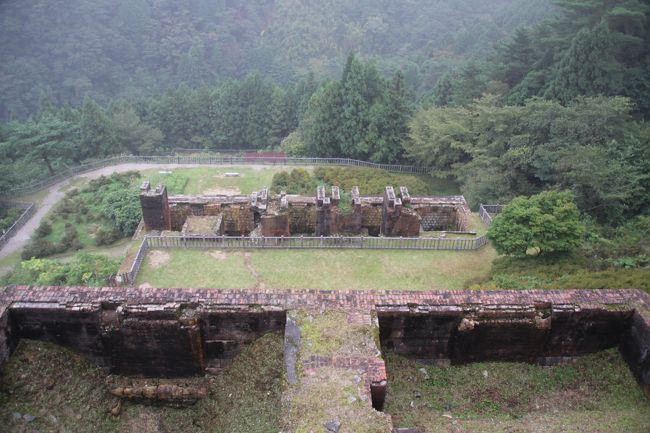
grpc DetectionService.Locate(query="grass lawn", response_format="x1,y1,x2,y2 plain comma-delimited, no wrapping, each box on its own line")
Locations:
136,247,497,290
384,349,650,433
139,166,297,195
136,249,257,288
0,251,21,278
138,166,462,197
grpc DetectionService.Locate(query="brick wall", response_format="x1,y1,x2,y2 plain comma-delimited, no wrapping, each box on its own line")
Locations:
1,286,648,398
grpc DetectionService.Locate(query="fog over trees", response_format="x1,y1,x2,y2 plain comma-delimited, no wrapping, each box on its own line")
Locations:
1,0,649,226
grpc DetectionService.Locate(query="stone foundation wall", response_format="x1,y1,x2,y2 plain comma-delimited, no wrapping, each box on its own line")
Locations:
169,205,194,231
288,205,316,233
260,214,291,237
378,307,633,365
416,206,461,231
0,286,648,400
222,205,255,235
3,299,285,378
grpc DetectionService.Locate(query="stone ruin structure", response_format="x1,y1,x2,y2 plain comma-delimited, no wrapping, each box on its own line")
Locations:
139,181,471,238
0,286,649,431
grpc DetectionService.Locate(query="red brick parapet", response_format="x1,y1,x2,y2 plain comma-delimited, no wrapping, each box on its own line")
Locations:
1,286,648,312
1,286,648,399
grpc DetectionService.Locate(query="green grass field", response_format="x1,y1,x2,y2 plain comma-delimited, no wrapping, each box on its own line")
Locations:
140,166,294,195
136,246,497,290
385,349,650,433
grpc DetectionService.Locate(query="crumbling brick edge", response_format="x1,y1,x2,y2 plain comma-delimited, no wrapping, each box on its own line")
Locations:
0,286,648,409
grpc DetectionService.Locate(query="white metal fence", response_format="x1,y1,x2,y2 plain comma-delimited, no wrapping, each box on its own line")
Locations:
146,234,488,251
0,203,36,250
479,204,504,226
5,154,428,197
116,231,489,285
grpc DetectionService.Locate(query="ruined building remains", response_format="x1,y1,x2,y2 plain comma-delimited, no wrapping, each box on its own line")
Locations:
139,182,470,238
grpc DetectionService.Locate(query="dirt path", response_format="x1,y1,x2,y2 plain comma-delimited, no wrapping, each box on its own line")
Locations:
0,163,276,260
242,252,265,289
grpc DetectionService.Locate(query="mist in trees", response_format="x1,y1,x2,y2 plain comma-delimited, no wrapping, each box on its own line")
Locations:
1,0,649,227
0,0,553,120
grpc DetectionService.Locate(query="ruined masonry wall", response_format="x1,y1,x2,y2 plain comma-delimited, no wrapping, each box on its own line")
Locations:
0,287,648,399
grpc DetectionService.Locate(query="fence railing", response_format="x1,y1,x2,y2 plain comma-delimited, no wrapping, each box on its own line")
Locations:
479,204,504,226
145,234,488,251
5,154,428,197
0,203,36,250
115,238,150,285
115,231,488,285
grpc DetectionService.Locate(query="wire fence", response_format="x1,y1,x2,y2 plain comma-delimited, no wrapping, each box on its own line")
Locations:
115,238,150,285
146,234,488,251
479,204,504,226
5,154,428,197
0,202,36,250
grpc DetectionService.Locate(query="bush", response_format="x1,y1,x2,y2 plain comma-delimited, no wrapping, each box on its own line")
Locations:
21,238,62,260
0,207,23,232
488,191,585,257
95,226,121,246
280,131,307,156
3,253,120,287
313,166,431,195
35,221,52,238
270,168,317,194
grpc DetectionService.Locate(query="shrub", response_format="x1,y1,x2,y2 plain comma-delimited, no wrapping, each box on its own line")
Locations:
0,208,23,232
3,253,119,287
313,166,431,195
488,191,585,257
34,221,53,238
21,238,61,259
270,168,318,194
95,226,121,246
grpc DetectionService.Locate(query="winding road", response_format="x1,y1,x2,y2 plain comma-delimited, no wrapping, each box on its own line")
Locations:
0,163,256,260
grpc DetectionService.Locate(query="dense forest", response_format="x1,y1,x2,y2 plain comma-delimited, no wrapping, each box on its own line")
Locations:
0,0,552,119
1,0,649,229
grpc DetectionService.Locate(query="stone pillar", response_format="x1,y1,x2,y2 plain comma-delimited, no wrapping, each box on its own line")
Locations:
315,186,332,236
380,186,401,236
139,182,171,231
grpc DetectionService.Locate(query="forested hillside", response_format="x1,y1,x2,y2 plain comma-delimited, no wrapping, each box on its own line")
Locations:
1,0,649,229
0,0,552,120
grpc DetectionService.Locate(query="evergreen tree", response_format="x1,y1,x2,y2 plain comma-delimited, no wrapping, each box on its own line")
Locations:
301,81,343,157
79,97,116,159
366,71,411,162
339,54,373,158
268,88,295,148
545,23,622,103
499,27,535,87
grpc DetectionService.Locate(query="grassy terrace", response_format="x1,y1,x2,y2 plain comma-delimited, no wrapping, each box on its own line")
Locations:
136,247,497,290
140,166,300,195
385,349,650,432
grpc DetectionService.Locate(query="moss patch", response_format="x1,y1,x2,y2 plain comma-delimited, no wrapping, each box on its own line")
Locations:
281,367,391,433
297,311,378,358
